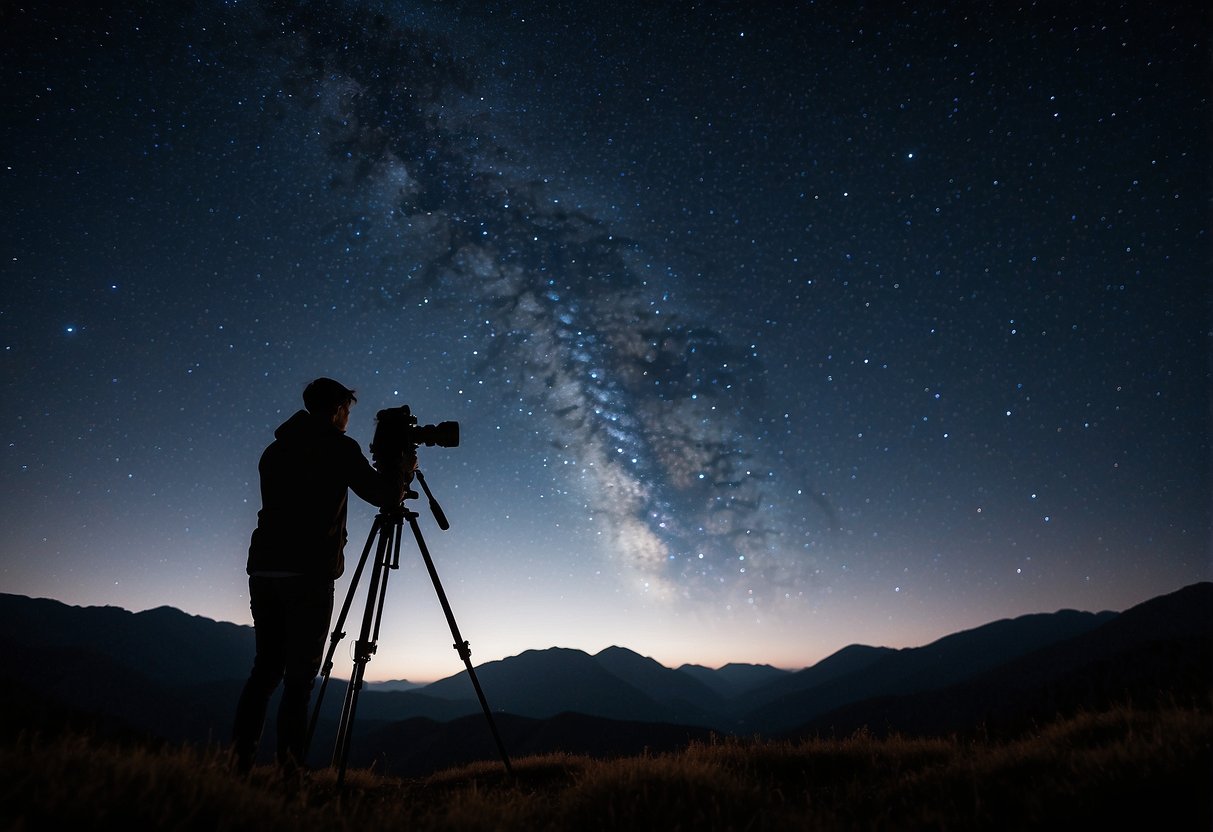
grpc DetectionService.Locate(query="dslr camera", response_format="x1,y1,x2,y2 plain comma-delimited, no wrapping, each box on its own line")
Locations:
371,405,459,470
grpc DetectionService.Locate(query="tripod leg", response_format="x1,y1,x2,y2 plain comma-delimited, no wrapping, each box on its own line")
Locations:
307,514,383,755
333,515,400,786
406,513,513,775
370,519,402,645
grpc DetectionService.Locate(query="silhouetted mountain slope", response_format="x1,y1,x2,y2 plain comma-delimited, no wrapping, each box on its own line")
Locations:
732,644,897,711
0,585,1206,763
787,582,1213,739
420,647,676,722
0,669,152,747
592,646,724,711
366,679,424,692
0,632,238,746
418,646,735,726
1064,581,1211,648
676,662,790,698
742,607,1118,733
311,679,482,724
0,593,254,687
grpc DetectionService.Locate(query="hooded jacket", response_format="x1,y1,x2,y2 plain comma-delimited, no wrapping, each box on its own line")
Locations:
247,409,403,579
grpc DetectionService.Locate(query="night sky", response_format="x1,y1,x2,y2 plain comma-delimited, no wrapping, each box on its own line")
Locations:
4,1,1209,682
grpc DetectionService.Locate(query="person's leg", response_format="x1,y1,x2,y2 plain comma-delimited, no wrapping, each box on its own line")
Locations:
276,577,334,770
232,577,289,773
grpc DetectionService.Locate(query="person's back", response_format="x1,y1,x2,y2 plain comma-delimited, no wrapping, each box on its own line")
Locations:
233,378,406,774
250,408,378,580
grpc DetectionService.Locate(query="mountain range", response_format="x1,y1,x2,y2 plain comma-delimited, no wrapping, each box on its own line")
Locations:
0,582,1208,776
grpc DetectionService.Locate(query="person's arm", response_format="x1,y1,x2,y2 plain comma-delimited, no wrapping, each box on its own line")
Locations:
344,436,411,508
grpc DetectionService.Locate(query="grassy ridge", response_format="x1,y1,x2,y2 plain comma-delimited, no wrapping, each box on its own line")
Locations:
2,704,1209,830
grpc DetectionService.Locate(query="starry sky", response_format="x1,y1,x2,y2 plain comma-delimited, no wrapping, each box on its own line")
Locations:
4,0,1209,683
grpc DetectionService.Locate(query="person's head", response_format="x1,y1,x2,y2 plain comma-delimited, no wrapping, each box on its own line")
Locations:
303,377,357,431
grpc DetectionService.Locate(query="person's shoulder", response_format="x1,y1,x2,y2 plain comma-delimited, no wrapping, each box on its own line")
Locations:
333,431,368,456
271,409,329,444
335,431,362,448
333,432,374,474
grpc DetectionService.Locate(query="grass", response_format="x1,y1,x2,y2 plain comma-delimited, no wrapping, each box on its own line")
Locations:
1,703,1209,830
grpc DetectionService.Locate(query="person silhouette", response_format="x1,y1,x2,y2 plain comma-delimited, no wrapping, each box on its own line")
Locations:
232,377,411,775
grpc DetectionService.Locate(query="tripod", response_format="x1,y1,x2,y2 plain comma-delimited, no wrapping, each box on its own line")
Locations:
307,469,512,785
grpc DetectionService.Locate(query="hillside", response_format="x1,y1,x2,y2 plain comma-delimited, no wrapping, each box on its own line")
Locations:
0,583,1208,775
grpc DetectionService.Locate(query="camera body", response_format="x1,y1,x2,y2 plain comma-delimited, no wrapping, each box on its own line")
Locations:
371,405,459,469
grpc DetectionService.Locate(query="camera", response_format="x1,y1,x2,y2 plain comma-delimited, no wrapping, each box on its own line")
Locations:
371,405,459,468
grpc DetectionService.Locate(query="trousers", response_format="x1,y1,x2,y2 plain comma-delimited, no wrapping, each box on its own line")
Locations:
232,574,334,771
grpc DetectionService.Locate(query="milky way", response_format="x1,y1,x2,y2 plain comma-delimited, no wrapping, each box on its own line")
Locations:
239,2,824,605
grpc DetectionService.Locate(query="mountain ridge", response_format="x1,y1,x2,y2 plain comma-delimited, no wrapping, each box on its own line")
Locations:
0,583,1206,774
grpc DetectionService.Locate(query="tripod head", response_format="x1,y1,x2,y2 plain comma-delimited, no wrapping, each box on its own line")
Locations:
371,404,458,528
377,470,447,528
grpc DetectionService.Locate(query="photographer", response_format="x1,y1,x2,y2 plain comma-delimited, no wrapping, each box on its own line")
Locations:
232,377,412,775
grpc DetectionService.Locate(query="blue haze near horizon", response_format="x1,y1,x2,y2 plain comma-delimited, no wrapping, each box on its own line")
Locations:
2,0,1208,682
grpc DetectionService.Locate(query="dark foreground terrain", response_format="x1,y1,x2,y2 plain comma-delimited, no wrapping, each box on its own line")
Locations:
2,703,1208,831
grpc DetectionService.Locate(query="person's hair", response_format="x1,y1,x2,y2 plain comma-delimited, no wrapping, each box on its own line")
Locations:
303,377,357,415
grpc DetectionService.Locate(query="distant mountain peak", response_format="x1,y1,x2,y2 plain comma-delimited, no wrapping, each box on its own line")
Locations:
2,583,1208,753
